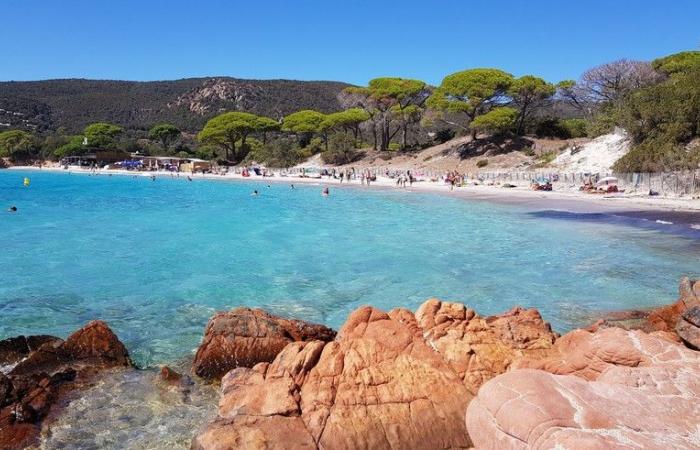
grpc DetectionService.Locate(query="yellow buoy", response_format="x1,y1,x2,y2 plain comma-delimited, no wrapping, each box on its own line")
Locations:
23,177,30,187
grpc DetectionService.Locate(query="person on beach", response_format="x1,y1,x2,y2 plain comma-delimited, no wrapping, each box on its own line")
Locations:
340,171,344,183
361,172,365,185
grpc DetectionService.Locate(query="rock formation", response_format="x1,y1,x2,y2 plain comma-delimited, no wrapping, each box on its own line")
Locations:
467,327,700,449
0,321,131,450
192,307,336,380
193,300,558,449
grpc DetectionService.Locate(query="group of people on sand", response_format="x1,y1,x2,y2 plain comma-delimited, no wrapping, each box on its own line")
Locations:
444,171,465,190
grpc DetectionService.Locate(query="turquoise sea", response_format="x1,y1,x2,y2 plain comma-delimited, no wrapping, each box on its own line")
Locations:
1,170,698,367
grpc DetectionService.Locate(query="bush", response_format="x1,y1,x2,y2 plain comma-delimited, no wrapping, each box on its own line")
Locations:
476,159,489,168
539,151,556,164
434,128,456,144
321,133,362,165
521,146,535,157
388,142,401,152
470,107,518,135
561,119,588,138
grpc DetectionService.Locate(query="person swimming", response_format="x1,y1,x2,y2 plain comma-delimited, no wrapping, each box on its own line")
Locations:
322,187,329,196
252,190,259,196
8,206,17,212
290,184,295,189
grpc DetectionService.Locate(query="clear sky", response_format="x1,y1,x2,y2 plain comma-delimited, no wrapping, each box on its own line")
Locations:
2,0,699,85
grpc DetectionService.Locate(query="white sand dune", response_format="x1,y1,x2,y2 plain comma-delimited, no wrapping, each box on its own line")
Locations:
553,129,630,173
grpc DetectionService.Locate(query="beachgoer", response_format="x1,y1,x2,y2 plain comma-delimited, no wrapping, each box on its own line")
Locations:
252,190,259,196
8,206,17,212
290,184,295,189
322,187,329,196
187,176,193,181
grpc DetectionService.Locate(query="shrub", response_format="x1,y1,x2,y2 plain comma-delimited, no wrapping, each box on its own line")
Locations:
388,142,401,152
434,128,456,144
561,119,588,138
521,146,535,157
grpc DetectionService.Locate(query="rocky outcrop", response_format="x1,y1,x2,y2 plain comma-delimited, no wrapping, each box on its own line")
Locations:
647,276,700,332
415,300,557,393
676,305,700,349
0,321,131,450
193,306,473,450
193,300,558,449
193,307,336,380
467,327,700,449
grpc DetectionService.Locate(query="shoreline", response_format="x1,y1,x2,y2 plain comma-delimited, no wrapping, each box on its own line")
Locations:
8,165,700,232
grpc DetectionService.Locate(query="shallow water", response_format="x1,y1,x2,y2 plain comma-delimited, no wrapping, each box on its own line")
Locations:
1,170,698,367
39,368,217,449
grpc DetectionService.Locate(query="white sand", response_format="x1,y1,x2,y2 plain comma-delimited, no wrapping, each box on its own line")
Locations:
552,129,630,174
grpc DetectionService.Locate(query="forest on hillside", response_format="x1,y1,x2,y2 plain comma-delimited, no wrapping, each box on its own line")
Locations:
1,50,699,173
0,78,350,133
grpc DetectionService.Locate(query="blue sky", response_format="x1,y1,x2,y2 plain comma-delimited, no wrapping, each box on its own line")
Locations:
2,0,699,85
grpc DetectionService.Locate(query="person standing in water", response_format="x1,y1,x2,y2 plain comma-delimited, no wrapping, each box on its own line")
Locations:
322,187,329,196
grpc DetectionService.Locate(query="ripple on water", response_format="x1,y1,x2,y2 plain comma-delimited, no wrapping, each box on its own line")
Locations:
40,369,217,450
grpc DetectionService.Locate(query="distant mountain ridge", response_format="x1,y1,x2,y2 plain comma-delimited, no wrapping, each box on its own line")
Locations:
0,77,353,133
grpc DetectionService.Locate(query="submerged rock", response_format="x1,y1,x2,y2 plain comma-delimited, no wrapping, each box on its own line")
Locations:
192,307,336,380
0,320,131,450
467,327,700,449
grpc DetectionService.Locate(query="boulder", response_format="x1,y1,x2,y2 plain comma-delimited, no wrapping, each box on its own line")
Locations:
415,300,557,393
0,321,131,450
0,335,62,367
647,277,700,332
676,305,700,349
193,307,336,380
193,305,474,449
467,327,700,449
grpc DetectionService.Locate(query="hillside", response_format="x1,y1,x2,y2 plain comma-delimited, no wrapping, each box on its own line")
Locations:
0,77,352,133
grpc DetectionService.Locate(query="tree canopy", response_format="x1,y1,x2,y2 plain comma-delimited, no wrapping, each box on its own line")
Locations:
0,130,35,158
343,77,429,150
469,107,519,135
148,123,181,151
509,76,556,134
651,51,700,76
198,111,276,163
84,122,123,148
282,110,327,134
427,68,513,137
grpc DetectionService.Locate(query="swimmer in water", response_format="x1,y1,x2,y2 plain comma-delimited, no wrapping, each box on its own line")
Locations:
290,184,295,189
150,175,156,181
8,206,17,212
322,187,329,196
252,190,259,196
187,176,193,181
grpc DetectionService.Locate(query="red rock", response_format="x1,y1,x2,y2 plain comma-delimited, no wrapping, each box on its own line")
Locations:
0,335,62,367
192,307,336,380
676,305,700,349
61,320,132,367
0,321,129,450
647,277,700,332
467,328,700,449
193,305,474,449
415,300,557,393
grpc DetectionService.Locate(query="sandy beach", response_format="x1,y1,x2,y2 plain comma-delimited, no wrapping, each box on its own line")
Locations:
9,165,700,215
